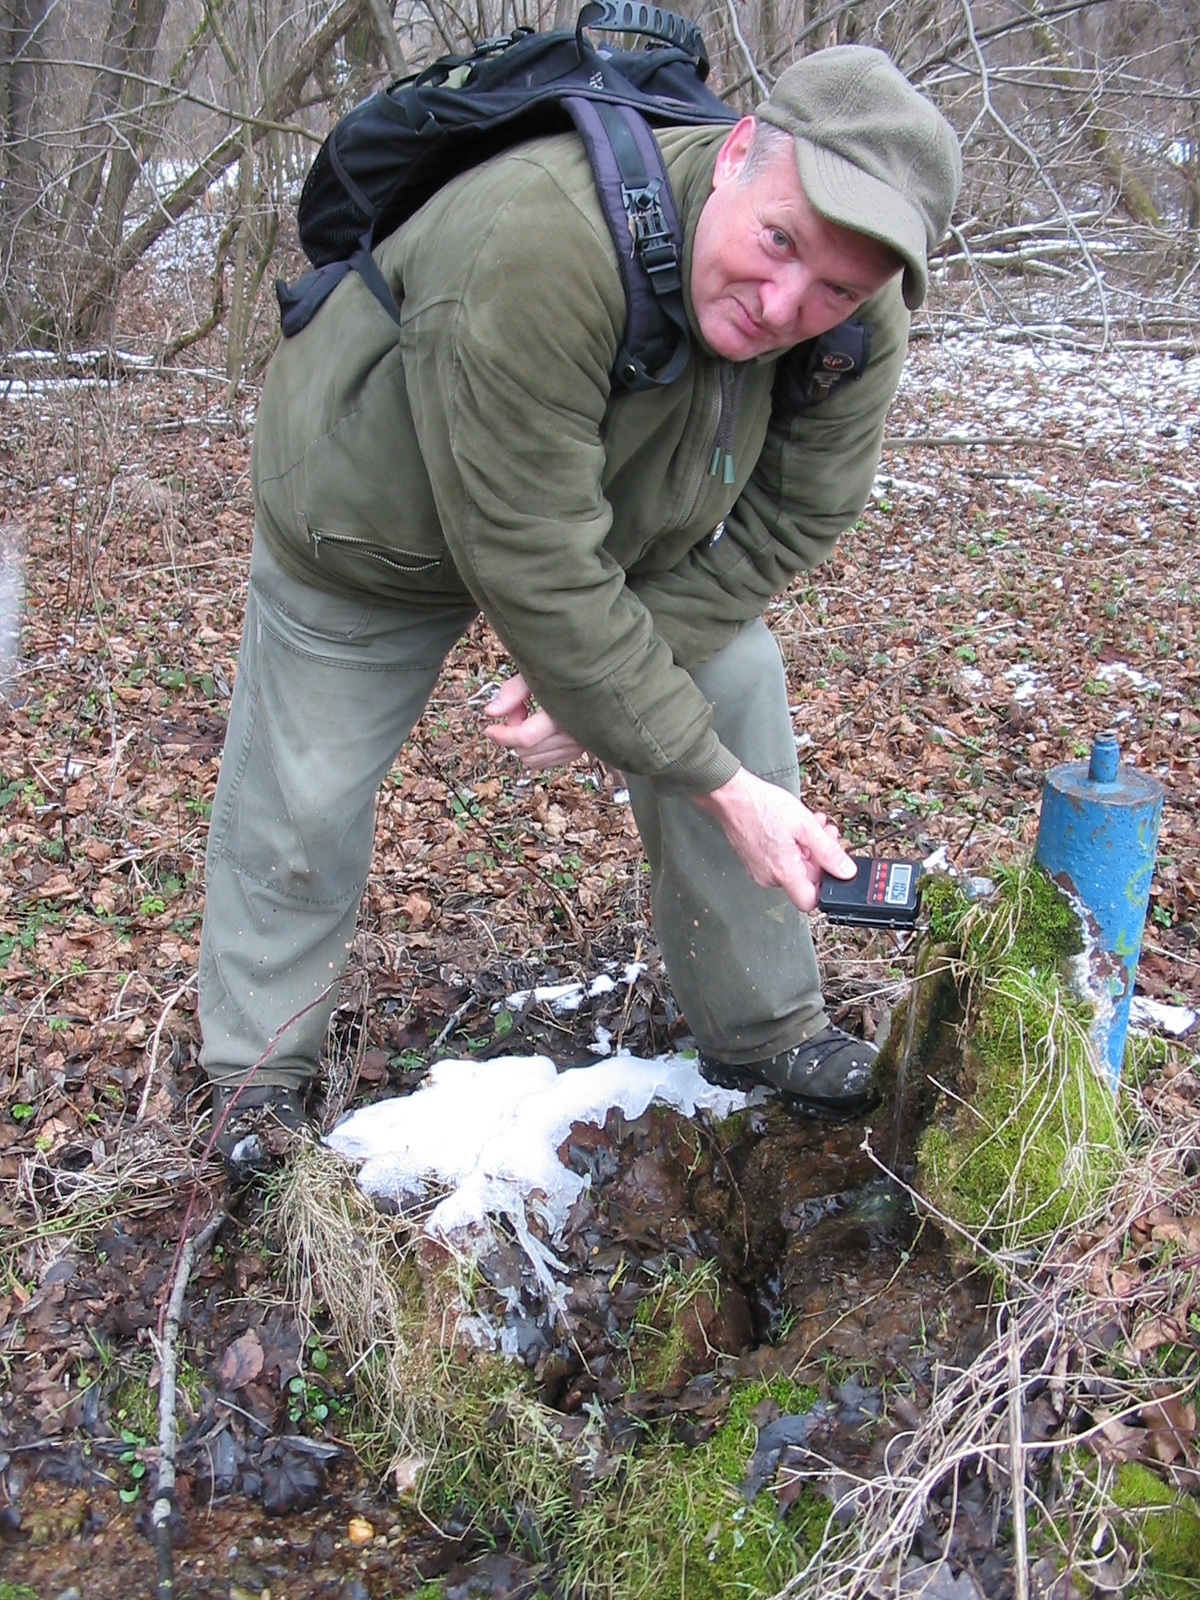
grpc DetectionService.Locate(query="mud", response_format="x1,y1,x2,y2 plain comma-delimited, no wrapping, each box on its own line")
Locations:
2,963,999,1599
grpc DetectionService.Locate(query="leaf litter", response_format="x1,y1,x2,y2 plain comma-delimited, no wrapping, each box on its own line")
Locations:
0,324,1197,1596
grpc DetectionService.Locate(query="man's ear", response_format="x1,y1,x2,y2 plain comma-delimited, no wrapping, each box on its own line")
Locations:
712,117,757,188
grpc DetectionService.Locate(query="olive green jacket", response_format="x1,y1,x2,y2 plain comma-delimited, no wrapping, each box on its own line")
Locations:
251,125,909,792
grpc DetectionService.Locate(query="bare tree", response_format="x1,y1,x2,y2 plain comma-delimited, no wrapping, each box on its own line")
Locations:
1,0,1196,363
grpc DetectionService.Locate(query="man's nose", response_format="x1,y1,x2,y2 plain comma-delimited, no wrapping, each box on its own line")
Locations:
760,262,812,333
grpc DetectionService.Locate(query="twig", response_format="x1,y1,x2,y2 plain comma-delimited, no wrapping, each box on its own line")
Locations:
723,0,767,98
614,939,643,1054
150,1209,225,1600
882,434,1082,452
1006,1308,1031,1600
429,990,480,1056
137,974,199,1120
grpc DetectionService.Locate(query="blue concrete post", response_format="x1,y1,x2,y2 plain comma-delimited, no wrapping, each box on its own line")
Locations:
1034,731,1164,1089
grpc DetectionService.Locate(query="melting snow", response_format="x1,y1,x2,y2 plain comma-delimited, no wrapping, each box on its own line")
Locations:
499,962,645,1016
1003,664,1042,704
324,1054,746,1284
1129,997,1197,1037
1096,661,1161,692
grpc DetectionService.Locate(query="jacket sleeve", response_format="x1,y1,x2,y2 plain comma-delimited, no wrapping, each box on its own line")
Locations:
626,279,910,669
402,158,741,792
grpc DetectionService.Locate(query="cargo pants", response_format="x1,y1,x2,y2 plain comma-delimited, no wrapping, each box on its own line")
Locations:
197,536,827,1091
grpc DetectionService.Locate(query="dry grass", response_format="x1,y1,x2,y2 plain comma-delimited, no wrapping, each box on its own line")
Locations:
779,1039,1200,1599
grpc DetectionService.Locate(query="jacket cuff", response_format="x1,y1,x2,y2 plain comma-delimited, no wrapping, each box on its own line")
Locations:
647,738,742,795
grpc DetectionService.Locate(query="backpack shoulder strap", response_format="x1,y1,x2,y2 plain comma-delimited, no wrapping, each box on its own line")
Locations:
564,97,691,391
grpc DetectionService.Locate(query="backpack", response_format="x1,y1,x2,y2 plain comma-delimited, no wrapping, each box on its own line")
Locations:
276,0,735,392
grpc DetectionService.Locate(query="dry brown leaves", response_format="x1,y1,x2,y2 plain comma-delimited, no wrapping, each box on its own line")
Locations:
0,324,1197,1267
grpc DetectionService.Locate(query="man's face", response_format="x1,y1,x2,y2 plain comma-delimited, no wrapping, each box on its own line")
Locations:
691,118,901,362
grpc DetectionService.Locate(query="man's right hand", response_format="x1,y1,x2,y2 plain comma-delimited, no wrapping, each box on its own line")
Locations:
693,768,855,913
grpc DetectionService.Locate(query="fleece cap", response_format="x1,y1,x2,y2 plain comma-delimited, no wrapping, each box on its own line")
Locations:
757,46,961,310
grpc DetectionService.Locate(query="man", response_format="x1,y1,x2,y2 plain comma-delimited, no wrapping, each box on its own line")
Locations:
198,45,961,1173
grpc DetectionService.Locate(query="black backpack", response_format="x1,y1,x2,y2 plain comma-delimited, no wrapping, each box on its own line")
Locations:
276,1,735,392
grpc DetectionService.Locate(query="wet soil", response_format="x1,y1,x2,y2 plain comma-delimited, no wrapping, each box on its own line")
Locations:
2,969,995,1599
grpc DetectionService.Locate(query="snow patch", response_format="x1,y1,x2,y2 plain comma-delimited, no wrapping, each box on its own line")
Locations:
499,962,645,1016
1129,997,1197,1037
324,1054,746,1278
1004,664,1042,704
1095,661,1161,693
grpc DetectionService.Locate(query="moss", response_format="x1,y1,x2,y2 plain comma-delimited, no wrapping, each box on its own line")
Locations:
417,1361,824,1599
657,1377,825,1600
1111,1462,1200,1593
1123,1028,1173,1086
913,864,1122,1251
922,872,970,946
0,1585,39,1600
923,863,1083,974
628,1259,723,1390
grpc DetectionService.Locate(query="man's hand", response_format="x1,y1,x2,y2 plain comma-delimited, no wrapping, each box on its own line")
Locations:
694,768,856,912
483,672,587,771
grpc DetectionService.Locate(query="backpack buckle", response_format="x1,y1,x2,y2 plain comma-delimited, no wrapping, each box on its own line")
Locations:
621,180,681,296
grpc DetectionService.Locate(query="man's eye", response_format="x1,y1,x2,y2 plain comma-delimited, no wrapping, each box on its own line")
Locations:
768,228,790,252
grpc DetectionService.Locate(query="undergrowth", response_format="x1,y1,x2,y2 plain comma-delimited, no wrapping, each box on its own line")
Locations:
272,859,1197,1600
271,1146,827,1599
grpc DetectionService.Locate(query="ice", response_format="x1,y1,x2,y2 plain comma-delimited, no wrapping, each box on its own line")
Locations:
325,1054,746,1265
500,963,645,1016
1129,997,1197,1037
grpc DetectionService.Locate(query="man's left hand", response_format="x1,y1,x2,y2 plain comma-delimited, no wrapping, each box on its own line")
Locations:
484,672,587,771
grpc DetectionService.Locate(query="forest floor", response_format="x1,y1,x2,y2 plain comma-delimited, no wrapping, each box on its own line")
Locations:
0,317,1197,1598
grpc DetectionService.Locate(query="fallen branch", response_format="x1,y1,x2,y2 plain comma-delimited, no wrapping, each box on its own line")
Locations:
882,433,1082,451
150,1209,226,1600
428,990,481,1056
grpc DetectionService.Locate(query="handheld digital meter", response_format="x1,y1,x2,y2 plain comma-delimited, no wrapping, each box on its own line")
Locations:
818,857,923,930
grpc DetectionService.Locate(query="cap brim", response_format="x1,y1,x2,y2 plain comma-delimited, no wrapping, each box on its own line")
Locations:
794,136,930,310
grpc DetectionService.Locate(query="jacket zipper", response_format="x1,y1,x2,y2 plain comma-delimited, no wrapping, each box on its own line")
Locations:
310,527,440,574
677,363,725,528
707,363,746,486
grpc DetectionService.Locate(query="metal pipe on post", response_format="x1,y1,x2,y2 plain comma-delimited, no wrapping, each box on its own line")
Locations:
1034,731,1164,1090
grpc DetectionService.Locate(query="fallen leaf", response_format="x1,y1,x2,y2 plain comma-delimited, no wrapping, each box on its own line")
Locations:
1131,1314,1186,1355
216,1328,265,1390
358,1048,388,1083
402,893,431,927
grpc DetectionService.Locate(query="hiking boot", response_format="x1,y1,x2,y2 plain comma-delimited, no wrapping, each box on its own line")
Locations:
210,1082,309,1181
699,1025,879,1119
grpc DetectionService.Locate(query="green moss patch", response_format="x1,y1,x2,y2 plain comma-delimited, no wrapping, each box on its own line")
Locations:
914,864,1123,1251
1112,1462,1200,1593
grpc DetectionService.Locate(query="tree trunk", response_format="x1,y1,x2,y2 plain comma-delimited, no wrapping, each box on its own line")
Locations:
364,0,407,75
0,0,51,340
70,0,368,336
72,0,172,340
